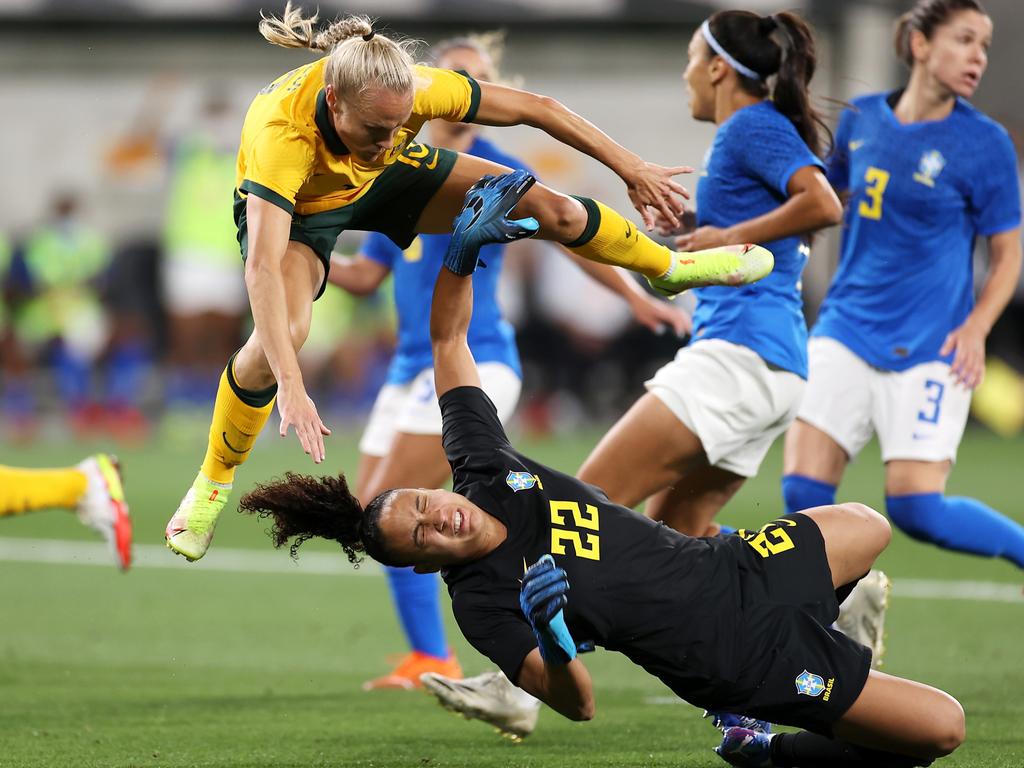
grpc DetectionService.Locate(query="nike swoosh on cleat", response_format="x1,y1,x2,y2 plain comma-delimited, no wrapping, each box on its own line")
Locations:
222,432,252,455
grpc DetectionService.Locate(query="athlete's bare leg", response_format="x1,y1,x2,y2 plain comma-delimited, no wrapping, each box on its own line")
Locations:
645,464,745,537
884,459,951,496
233,241,324,390
834,670,965,759
415,152,588,243
798,503,891,591
783,418,850,487
359,433,452,503
577,393,705,509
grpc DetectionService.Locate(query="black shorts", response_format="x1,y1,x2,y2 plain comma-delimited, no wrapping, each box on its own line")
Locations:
717,513,873,735
234,142,458,298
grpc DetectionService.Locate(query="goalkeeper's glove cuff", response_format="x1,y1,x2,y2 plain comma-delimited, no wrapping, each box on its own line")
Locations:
535,609,578,666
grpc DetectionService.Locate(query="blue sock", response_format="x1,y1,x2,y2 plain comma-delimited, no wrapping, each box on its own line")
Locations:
384,566,448,659
782,474,837,515
886,493,1024,568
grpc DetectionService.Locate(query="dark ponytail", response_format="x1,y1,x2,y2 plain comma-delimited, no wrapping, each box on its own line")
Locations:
238,471,400,566
705,10,831,158
894,0,986,67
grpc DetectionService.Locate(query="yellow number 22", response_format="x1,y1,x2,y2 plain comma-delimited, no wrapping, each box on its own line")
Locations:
549,500,600,561
858,166,890,221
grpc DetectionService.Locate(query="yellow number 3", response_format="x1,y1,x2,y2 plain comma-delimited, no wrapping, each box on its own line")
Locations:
858,166,889,221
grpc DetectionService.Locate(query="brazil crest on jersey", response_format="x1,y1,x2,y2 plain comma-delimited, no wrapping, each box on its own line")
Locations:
814,92,1021,371
361,136,527,385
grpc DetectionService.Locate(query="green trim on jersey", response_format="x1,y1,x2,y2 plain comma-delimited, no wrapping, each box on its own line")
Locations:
234,143,457,300
239,180,295,215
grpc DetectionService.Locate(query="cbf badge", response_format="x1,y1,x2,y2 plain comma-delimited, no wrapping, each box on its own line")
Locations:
913,149,946,187
506,470,538,493
795,670,826,697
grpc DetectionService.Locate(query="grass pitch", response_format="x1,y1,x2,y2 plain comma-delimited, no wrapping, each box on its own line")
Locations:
1,424,1022,767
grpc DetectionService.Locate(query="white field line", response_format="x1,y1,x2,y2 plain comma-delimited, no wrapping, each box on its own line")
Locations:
0,537,379,575
0,538,1021,603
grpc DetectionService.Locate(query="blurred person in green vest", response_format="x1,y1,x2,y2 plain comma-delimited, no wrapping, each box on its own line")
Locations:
13,191,116,434
161,88,247,410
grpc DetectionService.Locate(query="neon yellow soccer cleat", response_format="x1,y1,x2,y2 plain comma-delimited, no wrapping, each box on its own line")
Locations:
165,472,231,562
648,243,774,297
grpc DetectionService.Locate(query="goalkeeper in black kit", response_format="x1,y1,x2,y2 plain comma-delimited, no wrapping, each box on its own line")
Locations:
239,171,964,768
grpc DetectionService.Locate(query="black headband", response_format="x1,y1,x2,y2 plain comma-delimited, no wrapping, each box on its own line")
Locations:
362,31,375,41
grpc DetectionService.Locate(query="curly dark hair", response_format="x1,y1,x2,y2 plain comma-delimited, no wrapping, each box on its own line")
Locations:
237,472,402,566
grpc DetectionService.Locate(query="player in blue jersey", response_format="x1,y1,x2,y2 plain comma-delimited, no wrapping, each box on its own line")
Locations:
783,0,1024,574
328,34,687,692
576,10,841,540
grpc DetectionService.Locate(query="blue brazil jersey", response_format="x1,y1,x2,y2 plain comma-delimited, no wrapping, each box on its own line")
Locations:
814,92,1021,371
692,101,824,378
363,136,527,385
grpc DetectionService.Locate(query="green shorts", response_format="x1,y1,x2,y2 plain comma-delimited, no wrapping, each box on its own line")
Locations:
234,142,458,298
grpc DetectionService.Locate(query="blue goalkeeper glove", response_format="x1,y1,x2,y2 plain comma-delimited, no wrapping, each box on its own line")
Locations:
520,554,577,665
444,170,541,276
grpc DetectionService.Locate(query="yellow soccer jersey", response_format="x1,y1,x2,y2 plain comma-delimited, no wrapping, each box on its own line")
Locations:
236,58,480,216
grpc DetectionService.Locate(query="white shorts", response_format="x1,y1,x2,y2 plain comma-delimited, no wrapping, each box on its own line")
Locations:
644,339,805,477
797,337,971,463
359,362,522,457
162,253,248,315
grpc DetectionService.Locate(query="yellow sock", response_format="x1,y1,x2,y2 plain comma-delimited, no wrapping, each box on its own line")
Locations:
0,465,87,515
200,356,277,485
563,197,671,279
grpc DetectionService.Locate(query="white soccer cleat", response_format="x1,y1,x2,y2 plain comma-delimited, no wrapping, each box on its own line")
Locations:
76,454,132,571
420,670,541,740
165,472,232,562
837,569,890,669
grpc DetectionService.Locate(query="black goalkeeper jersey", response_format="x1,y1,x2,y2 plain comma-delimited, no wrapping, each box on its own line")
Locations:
439,386,749,706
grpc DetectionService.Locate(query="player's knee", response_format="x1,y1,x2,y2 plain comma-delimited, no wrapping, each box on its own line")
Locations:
287,315,311,352
538,192,585,240
929,695,965,757
839,502,891,556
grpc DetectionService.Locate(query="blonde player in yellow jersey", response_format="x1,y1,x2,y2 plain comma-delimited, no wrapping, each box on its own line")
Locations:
165,4,773,562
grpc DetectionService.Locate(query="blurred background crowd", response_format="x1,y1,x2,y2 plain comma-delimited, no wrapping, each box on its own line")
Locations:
1,0,1022,443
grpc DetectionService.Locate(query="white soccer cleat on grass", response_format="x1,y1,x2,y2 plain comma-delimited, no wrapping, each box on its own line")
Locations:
165,472,232,562
420,670,541,740
837,569,890,669
76,454,132,571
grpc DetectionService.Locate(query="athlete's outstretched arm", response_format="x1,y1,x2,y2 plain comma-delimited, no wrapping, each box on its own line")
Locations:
431,171,540,397
517,648,595,721
471,81,690,230
673,166,842,251
430,266,482,398
941,226,1022,388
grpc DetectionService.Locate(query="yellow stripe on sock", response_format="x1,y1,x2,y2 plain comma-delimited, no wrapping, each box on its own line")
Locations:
0,466,87,515
200,365,276,485
564,199,671,279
